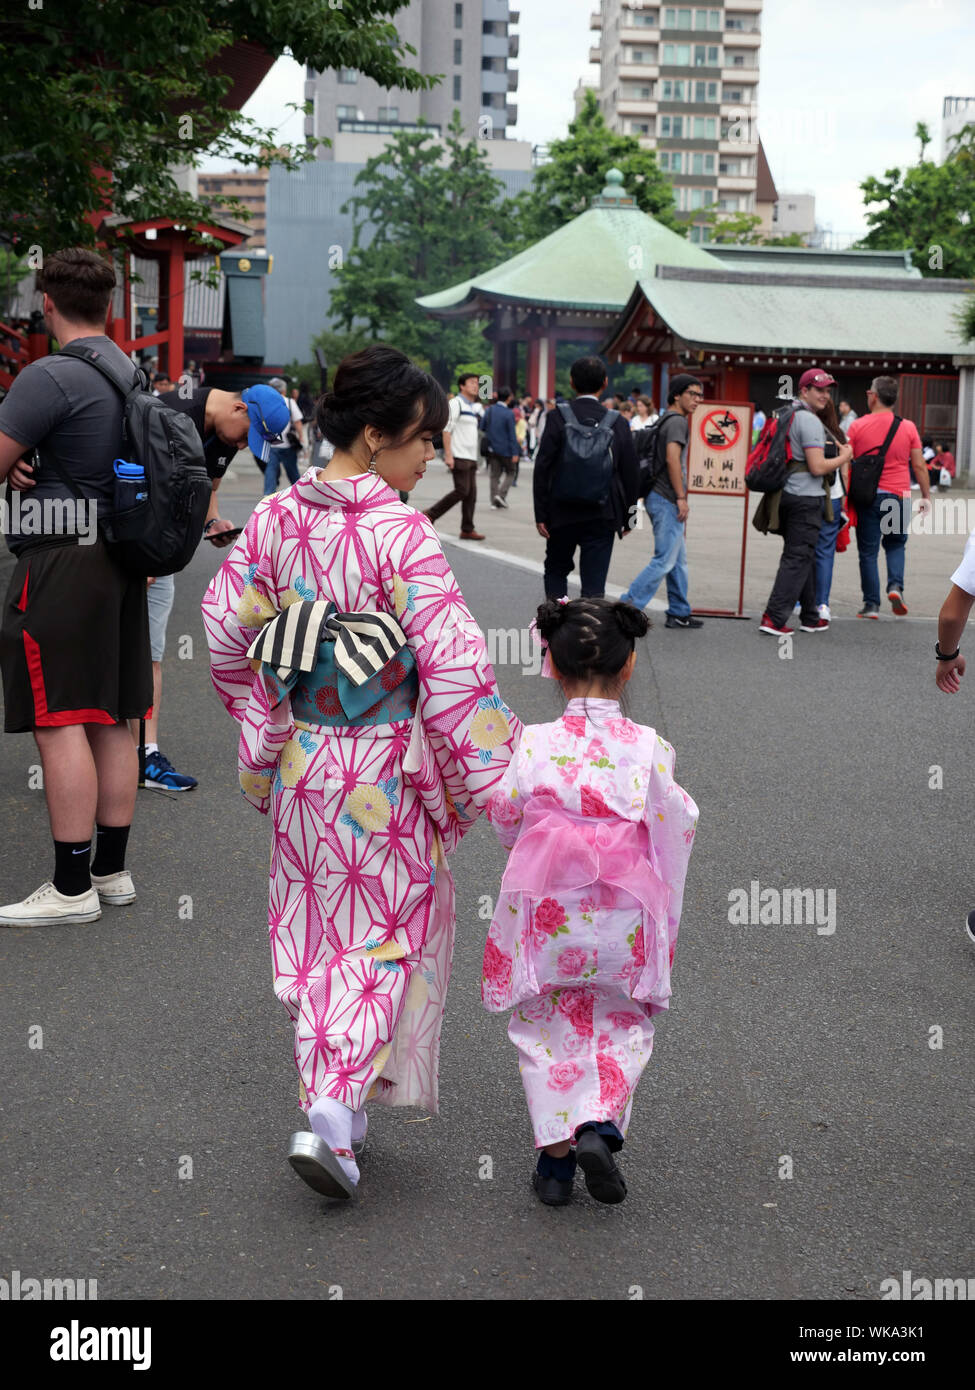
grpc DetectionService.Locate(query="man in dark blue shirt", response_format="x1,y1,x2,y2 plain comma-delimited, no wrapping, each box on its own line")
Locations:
482,386,520,511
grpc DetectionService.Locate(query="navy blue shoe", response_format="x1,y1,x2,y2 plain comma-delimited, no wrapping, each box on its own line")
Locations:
141,750,198,792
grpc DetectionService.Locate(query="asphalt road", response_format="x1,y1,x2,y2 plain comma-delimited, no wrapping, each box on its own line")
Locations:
0,484,972,1302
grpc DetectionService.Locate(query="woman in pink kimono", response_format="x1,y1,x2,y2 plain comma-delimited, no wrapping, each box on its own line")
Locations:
202,346,518,1200
482,598,698,1206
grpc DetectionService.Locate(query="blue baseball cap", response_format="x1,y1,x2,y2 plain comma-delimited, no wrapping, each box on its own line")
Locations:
242,384,291,463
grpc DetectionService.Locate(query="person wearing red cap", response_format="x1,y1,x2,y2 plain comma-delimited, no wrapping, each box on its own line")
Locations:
846,376,930,618
759,371,852,636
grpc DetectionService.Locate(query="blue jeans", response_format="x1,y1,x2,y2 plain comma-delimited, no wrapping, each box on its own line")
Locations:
814,497,844,608
856,491,910,607
620,491,691,617
263,446,300,495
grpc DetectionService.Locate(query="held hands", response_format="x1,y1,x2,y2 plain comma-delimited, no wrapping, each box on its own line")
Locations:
936,653,965,694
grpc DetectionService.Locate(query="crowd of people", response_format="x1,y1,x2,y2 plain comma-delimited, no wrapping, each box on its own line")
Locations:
0,246,969,1211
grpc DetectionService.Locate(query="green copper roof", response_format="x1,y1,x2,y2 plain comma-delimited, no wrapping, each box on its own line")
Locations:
416,201,723,317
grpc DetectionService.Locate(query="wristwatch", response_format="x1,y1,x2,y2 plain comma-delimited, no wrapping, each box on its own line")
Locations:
935,642,960,661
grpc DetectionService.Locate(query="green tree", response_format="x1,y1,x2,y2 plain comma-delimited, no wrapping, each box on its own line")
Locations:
855,121,975,277
508,89,683,248
0,250,29,318
699,209,764,244
328,112,512,385
0,0,438,253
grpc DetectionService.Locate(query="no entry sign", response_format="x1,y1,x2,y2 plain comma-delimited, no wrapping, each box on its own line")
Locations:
688,401,751,495
684,400,753,618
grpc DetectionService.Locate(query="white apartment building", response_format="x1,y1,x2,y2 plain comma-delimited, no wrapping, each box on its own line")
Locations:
589,0,763,240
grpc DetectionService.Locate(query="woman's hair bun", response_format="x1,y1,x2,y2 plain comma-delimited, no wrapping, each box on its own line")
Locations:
613,601,651,640
535,598,570,642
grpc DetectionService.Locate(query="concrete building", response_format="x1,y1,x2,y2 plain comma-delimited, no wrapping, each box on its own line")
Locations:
941,95,975,161
588,0,764,241
199,169,270,246
263,155,535,366
771,190,816,243
304,0,520,156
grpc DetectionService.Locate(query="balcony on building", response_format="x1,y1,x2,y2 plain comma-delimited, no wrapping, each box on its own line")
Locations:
482,68,509,94
482,33,510,58
505,103,517,124
722,65,759,83
589,45,602,63
730,0,762,9
620,64,661,81
621,24,662,43
723,25,761,46
507,69,519,91
618,99,659,116
717,174,755,192
590,9,601,28
508,33,519,58
483,0,513,21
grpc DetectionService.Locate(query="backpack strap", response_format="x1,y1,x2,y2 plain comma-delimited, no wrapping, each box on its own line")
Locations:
57,341,145,397
875,413,902,462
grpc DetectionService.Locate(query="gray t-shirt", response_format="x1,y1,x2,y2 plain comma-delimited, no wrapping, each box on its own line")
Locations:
783,402,827,497
652,410,690,503
0,335,135,553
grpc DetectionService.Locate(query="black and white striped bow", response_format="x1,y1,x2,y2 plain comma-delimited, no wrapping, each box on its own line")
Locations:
247,599,408,685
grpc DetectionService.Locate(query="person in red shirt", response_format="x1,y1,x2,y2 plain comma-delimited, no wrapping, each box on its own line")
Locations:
935,442,956,484
847,375,930,617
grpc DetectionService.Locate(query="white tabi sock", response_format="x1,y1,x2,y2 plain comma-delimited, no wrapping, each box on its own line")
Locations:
308,1095,359,1185
351,1107,368,1144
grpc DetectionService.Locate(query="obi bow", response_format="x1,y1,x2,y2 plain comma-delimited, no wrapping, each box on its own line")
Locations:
247,599,408,685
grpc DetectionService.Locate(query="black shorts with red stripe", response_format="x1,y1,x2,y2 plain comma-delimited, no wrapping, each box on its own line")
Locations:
0,536,152,733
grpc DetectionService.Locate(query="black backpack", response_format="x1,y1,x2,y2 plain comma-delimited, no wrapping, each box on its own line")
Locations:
551,402,619,506
55,344,211,576
635,416,667,498
847,415,902,512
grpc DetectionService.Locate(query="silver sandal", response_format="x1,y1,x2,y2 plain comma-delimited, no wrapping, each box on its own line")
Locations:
287,1132,356,1200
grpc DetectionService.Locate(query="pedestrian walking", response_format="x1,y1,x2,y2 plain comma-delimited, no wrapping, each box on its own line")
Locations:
423,372,484,538
631,395,657,431
482,597,698,1206
0,248,152,925
933,528,975,944
533,356,640,600
811,393,849,621
203,344,519,1201
758,370,852,636
847,375,930,618
262,377,305,495
620,373,705,629
483,386,520,508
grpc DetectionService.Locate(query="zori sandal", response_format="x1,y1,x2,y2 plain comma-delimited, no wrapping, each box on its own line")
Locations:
287,1132,357,1199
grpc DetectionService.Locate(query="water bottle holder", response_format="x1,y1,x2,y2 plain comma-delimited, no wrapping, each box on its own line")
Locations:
111,495,150,543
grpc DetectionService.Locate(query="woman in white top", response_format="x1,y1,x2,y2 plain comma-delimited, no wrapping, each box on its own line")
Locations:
630,395,658,431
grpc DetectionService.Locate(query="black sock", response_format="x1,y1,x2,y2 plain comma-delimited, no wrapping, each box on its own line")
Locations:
90,824,130,877
537,1151,577,1181
53,839,92,897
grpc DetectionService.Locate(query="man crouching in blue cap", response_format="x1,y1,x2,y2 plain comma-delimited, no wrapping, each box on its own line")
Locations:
128,378,292,793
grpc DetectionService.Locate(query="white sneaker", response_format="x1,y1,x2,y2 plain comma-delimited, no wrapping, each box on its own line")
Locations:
0,881,101,927
90,870,136,906
818,604,831,622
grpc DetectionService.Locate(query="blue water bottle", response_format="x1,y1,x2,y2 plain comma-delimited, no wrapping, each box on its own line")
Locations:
113,459,148,512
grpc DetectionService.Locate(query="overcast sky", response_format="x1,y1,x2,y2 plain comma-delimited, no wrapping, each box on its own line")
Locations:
213,0,975,238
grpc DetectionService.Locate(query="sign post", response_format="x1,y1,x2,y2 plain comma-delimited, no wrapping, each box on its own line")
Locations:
685,400,752,619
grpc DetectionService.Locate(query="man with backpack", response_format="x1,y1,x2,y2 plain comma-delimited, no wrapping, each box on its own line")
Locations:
619,373,705,628
423,371,484,539
482,385,520,511
756,370,852,635
0,248,155,925
847,375,929,618
533,356,640,599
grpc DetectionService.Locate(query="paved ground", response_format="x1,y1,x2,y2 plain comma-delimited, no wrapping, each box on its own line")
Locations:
0,457,972,1301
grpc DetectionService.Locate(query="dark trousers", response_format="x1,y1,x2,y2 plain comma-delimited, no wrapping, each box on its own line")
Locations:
765,493,825,625
544,519,616,599
425,457,477,532
489,452,516,502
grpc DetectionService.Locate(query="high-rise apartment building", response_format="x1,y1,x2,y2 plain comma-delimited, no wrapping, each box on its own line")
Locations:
199,169,270,245
588,1,763,240
304,0,520,158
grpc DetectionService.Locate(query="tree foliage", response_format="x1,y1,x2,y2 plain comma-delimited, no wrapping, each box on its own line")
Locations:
507,89,684,248
328,112,512,385
0,0,437,253
855,121,975,278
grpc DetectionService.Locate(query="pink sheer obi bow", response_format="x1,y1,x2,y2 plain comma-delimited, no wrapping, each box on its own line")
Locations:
501,793,669,923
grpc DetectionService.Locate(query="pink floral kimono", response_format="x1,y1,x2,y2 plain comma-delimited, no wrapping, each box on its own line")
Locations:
483,697,698,1148
202,470,519,1116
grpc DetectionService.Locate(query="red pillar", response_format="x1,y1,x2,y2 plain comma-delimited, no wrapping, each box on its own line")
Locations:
166,237,185,381
526,335,541,398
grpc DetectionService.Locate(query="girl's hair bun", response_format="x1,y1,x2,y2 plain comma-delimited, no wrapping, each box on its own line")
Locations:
614,602,651,640
535,598,570,642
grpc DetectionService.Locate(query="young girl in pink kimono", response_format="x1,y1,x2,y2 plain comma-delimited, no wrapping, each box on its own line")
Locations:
203,346,519,1201
482,598,698,1205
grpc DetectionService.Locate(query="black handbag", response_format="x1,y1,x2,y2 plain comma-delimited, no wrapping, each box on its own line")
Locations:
848,415,901,512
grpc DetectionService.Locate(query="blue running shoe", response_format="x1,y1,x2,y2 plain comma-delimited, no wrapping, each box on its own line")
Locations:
141,750,198,792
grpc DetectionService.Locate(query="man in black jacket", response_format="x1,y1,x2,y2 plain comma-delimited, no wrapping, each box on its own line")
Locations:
533,357,640,599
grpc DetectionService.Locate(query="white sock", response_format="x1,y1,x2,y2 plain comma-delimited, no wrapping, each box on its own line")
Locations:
308,1095,359,1185
144,742,159,756
351,1107,368,1144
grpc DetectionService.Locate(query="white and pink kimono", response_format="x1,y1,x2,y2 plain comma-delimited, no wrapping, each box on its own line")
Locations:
482,697,698,1148
202,470,519,1116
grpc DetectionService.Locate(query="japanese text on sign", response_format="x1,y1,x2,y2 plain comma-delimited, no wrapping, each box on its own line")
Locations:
687,401,751,496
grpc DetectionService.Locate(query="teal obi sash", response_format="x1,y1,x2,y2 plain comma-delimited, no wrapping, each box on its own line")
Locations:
264,640,418,728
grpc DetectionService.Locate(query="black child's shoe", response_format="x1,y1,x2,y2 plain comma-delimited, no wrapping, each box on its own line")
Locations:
575,1129,627,1204
532,1170,574,1206
665,613,703,629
